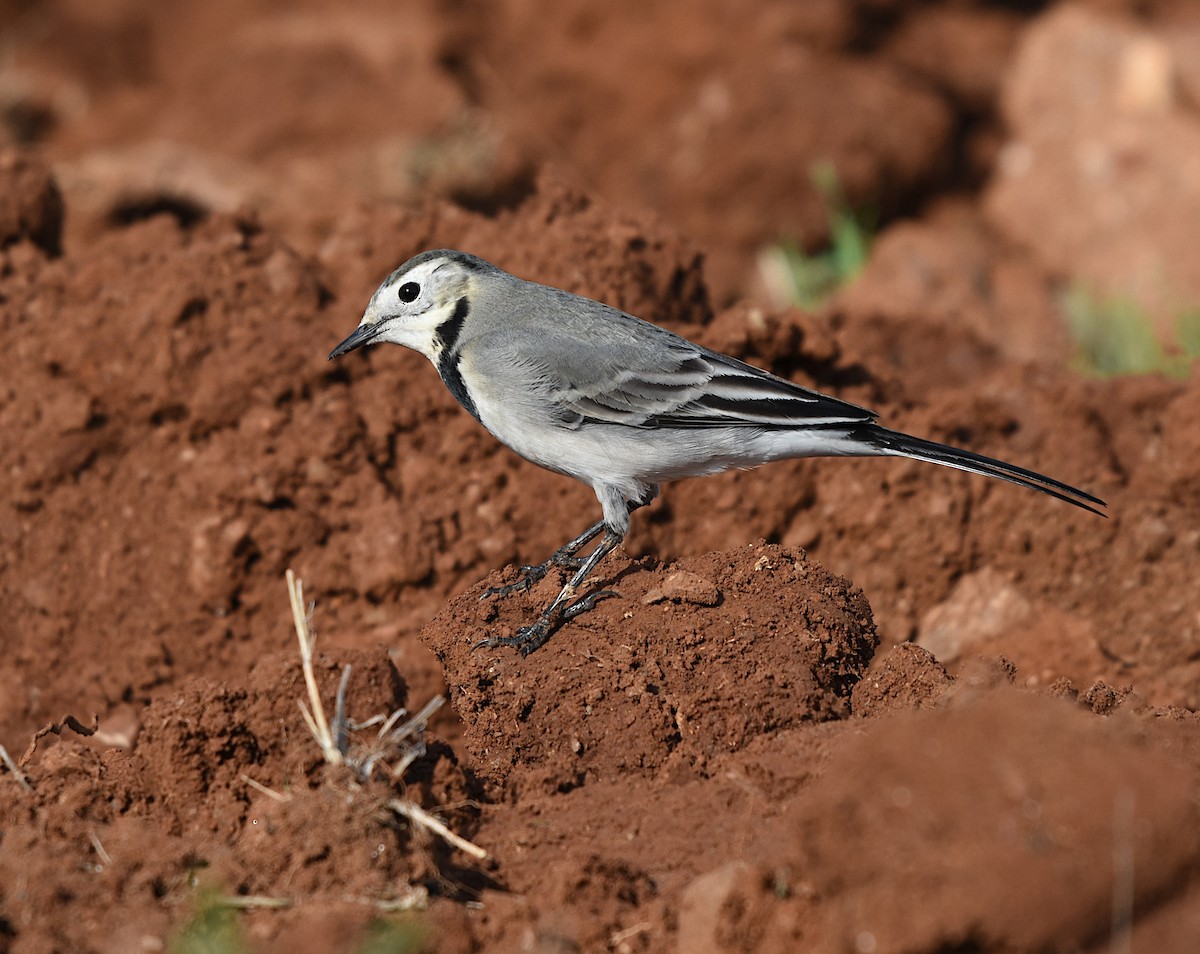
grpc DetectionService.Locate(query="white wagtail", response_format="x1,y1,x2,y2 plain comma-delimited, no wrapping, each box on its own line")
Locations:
330,249,1105,655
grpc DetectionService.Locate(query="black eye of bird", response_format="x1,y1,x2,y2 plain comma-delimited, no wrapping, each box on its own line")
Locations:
397,281,421,303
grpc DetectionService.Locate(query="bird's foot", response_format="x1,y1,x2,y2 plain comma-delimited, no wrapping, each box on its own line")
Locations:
471,617,555,657
479,562,549,600
471,590,618,656
479,550,587,601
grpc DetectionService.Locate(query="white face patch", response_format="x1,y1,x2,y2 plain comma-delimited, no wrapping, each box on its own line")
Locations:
362,258,470,360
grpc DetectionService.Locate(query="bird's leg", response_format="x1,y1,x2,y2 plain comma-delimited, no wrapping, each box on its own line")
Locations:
480,519,607,600
473,529,624,656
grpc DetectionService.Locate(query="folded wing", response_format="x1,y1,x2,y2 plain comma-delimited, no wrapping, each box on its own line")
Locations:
554,339,873,431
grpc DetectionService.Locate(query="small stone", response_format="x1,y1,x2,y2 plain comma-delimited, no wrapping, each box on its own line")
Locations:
642,570,721,606
918,567,1031,663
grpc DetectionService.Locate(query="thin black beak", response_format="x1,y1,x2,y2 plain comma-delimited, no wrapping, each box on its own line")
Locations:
328,323,381,360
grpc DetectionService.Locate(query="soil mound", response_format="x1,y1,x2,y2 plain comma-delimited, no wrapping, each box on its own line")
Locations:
425,543,877,785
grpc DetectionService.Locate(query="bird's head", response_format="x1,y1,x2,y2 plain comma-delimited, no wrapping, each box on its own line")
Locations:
328,249,482,362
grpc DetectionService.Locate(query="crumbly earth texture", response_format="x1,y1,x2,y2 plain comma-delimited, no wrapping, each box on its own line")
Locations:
3,1,1200,951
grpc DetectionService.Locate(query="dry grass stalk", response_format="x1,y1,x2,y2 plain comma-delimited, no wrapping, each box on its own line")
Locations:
287,568,342,766
0,744,32,792
387,799,489,861
284,569,487,861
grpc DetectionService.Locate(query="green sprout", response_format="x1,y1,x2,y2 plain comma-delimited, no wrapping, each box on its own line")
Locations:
169,885,252,954
169,885,428,954
764,161,875,310
1063,285,1200,378
356,917,430,954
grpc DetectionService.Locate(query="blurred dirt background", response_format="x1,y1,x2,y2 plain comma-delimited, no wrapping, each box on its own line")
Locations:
3,0,1200,951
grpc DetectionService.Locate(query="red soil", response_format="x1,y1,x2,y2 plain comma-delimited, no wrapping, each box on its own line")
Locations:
3,1,1200,951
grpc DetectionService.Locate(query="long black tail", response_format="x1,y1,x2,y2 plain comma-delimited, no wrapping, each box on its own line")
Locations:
858,425,1107,517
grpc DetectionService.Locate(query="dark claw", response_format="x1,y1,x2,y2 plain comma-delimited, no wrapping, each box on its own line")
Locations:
479,562,549,601
561,589,618,621
470,618,553,656
479,521,607,604
515,620,554,657
470,590,618,655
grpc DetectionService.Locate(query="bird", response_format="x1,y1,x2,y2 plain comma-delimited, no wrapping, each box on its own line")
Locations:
329,249,1105,655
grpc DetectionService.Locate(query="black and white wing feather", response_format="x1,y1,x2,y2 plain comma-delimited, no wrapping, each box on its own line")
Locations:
551,336,873,431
